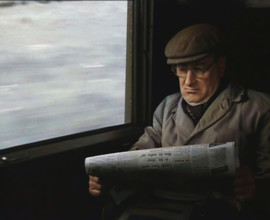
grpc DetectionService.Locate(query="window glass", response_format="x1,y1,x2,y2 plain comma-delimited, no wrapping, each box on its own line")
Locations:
0,1,130,150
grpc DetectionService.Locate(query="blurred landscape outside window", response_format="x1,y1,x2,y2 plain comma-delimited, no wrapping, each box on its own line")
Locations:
0,1,129,150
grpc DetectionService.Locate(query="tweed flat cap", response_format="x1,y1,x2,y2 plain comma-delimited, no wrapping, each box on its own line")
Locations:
165,24,223,64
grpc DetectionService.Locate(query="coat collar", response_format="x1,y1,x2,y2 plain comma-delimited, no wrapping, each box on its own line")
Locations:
173,84,246,144
175,97,195,140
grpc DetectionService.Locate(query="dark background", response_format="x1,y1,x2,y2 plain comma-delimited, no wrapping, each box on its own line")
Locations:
1,1,270,219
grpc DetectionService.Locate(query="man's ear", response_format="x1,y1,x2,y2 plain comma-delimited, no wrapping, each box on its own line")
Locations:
217,56,226,77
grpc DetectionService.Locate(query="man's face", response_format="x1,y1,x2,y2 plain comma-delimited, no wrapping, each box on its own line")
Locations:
176,56,226,105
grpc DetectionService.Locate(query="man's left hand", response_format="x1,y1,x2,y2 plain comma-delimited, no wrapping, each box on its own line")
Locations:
233,166,256,202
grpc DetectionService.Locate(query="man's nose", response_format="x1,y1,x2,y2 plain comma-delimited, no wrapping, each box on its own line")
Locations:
184,71,196,85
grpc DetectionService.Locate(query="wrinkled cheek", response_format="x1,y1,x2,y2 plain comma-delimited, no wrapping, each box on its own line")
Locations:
181,90,189,99
180,86,185,96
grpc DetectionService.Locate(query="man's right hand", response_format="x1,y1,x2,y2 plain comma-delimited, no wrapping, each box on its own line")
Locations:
89,175,102,196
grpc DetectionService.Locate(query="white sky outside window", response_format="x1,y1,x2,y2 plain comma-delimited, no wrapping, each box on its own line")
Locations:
0,1,129,150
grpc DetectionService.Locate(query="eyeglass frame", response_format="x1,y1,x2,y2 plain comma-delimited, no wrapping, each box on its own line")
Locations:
172,58,217,79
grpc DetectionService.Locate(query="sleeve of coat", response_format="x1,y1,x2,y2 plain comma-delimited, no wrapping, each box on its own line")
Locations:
255,109,270,215
130,97,169,150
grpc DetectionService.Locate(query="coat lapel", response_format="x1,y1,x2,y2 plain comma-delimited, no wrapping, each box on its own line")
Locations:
174,96,196,143
184,84,244,144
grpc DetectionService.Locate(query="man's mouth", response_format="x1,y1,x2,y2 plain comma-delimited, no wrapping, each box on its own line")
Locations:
185,88,199,93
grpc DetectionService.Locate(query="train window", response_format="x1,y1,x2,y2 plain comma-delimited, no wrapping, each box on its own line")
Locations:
0,1,133,153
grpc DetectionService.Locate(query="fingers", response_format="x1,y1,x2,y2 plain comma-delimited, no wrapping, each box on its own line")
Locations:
235,166,253,179
130,146,140,151
233,166,256,201
234,182,256,201
89,175,102,196
90,176,102,189
234,173,255,187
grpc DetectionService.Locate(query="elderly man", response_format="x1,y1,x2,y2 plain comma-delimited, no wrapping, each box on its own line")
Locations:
89,24,270,219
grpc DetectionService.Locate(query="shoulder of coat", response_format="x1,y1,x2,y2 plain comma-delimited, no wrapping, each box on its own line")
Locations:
245,89,270,111
162,92,181,113
164,92,181,105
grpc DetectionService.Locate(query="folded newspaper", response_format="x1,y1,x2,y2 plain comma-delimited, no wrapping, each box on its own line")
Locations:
85,142,238,184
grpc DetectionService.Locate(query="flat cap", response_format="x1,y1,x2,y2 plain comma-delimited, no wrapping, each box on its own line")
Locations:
165,24,224,64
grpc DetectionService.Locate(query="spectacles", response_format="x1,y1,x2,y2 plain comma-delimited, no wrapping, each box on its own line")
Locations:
175,59,216,79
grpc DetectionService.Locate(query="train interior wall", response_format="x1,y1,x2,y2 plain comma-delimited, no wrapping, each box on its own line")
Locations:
1,1,270,219
0,137,139,220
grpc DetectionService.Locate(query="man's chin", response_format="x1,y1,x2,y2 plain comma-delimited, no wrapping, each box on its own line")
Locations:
183,95,200,104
